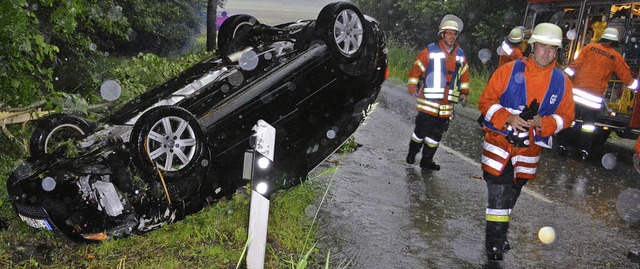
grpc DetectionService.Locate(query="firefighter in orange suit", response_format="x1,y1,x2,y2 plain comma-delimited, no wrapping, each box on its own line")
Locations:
498,27,525,67
559,27,639,160
406,14,470,170
478,22,575,261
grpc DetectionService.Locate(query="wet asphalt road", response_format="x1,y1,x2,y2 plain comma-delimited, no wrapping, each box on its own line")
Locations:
314,79,640,268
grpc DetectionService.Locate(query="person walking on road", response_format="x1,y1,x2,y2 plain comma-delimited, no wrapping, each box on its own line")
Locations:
558,27,639,160
498,27,525,68
478,22,575,261
405,14,470,170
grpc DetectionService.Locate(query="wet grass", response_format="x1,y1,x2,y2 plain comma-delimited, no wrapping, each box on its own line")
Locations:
0,181,325,268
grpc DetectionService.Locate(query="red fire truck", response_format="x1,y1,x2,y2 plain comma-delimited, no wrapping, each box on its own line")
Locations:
524,0,640,145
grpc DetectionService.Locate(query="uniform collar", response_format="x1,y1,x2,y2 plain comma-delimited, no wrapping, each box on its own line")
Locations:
523,57,557,72
438,39,457,53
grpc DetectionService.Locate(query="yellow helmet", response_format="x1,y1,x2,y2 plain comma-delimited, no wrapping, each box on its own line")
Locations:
438,14,463,34
439,20,460,34
601,27,619,41
528,23,562,47
508,27,523,43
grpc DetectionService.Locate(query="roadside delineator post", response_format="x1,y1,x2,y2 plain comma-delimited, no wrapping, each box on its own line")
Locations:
244,119,276,269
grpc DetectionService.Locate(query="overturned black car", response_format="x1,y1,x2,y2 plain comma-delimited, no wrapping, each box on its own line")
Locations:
7,2,387,242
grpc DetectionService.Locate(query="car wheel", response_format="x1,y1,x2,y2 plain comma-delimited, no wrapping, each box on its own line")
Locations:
316,2,367,61
217,14,260,56
29,114,93,158
130,106,205,182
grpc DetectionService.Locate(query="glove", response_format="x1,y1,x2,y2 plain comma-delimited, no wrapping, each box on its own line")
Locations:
506,99,539,147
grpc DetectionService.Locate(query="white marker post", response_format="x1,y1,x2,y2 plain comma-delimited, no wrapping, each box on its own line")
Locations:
244,120,276,269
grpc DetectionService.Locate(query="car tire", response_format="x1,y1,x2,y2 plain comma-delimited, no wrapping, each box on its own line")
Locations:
316,2,367,62
130,106,205,182
29,114,93,158
217,14,260,56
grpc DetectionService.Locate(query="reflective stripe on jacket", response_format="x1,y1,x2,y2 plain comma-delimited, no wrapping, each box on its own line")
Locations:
565,43,638,97
498,42,524,67
407,39,470,117
479,59,575,179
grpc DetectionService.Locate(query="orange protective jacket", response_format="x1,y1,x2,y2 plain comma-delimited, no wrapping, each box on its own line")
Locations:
498,45,524,68
635,137,640,154
407,39,470,117
479,58,575,179
568,43,636,95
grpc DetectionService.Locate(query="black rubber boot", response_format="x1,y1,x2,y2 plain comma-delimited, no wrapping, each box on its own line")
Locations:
486,245,503,261
485,222,509,261
407,140,422,164
420,158,440,170
406,153,416,164
420,146,439,170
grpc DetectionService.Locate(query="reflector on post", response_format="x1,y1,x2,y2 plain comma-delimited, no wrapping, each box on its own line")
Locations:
246,120,276,269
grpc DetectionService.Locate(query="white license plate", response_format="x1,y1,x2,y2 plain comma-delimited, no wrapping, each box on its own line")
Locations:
18,214,53,230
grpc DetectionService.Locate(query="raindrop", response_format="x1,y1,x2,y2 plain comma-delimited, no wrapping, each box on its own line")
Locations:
107,6,123,20
601,153,617,170
326,129,336,139
387,10,393,15
425,72,446,88
221,84,230,93
104,51,110,57
239,50,259,71
100,79,122,101
228,71,244,86
89,43,97,51
42,177,56,192
264,52,272,60
514,72,525,84
128,29,138,41
192,80,203,89
12,162,33,180
55,77,59,81
201,159,209,167
616,188,640,223
566,29,577,40
305,204,317,218
478,48,491,64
